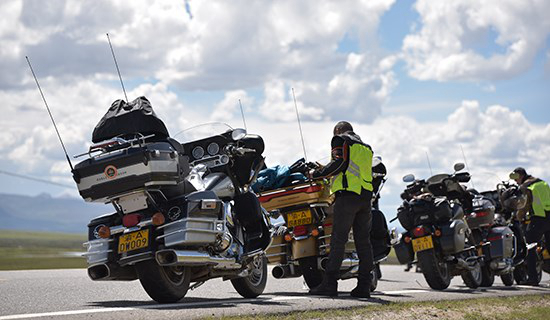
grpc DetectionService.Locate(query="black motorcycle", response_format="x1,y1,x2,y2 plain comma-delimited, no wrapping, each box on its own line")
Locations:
392,163,483,290
76,98,272,303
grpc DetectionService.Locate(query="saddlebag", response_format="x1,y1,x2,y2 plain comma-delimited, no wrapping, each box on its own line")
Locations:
393,233,414,264
483,226,514,260
466,196,496,229
371,209,391,259
438,219,467,254
73,142,182,203
398,197,452,230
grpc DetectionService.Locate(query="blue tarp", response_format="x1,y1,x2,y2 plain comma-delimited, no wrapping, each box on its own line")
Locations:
251,165,307,193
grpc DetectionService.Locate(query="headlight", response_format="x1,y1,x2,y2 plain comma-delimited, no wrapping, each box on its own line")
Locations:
192,146,205,159
207,142,220,156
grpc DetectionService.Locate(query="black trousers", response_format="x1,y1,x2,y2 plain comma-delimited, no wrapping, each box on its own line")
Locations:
525,216,550,280
325,189,373,284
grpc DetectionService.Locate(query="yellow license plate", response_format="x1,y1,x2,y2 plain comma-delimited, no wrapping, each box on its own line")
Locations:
118,229,149,253
287,209,313,228
412,235,434,253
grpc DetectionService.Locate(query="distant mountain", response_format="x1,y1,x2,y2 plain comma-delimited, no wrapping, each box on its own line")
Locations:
0,193,110,233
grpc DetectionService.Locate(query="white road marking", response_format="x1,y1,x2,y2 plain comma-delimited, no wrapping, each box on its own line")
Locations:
0,289,432,320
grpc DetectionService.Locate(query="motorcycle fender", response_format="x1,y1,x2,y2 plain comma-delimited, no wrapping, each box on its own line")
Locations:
439,219,466,254
292,236,318,260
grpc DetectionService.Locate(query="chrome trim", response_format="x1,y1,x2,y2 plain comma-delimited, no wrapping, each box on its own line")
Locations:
318,235,331,240
266,252,287,258
156,217,221,230
293,235,309,241
156,228,221,241
81,250,113,257
268,243,288,248
156,249,241,269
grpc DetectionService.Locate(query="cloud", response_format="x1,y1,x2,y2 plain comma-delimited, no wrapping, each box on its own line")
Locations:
402,0,550,81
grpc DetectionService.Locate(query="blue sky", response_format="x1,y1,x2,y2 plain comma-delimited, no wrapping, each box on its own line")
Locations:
0,1,549,221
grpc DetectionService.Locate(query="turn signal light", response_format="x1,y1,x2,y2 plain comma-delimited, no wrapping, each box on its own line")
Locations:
284,234,293,242
434,229,442,237
311,229,320,237
152,212,165,226
404,236,411,243
98,226,111,239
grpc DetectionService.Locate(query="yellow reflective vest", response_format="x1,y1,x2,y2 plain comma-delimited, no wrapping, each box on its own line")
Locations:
527,180,550,218
330,134,373,195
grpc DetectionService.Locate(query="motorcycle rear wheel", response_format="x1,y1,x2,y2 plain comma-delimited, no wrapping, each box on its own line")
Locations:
298,256,323,289
461,260,482,289
500,272,514,286
231,254,268,298
480,264,495,287
136,260,191,303
417,249,451,290
370,268,379,292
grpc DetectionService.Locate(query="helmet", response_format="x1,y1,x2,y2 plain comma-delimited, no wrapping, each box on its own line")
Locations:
500,186,527,211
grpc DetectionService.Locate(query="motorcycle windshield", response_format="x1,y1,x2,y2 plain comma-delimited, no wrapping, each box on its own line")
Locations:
173,122,235,143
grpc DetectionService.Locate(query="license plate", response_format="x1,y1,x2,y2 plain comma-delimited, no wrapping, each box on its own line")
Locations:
287,209,312,228
118,229,149,253
412,235,434,252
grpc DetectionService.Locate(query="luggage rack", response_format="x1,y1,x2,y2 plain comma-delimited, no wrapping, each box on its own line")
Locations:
74,133,157,159
257,180,333,212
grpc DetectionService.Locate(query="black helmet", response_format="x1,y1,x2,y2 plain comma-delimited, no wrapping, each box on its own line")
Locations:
500,186,527,211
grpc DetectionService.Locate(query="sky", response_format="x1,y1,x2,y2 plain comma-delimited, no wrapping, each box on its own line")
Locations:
0,0,549,221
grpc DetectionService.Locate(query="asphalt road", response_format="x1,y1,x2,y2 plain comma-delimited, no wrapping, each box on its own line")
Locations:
1,265,549,320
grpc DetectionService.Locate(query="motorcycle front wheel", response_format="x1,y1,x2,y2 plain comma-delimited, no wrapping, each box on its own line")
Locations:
480,264,494,287
136,260,191,303
231,254,268,298
417,249,452,290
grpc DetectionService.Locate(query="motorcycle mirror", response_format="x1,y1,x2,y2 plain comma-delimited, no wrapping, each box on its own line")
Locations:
372,155,382,167
231,128,247,140
453,163,465,172
403,174,415,183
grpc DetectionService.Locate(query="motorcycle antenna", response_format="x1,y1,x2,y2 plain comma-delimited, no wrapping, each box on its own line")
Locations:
238,99,247,131
425,151,433,176
460,144,475,189
26,56,74,172
106,33,128,102
291,87,308,162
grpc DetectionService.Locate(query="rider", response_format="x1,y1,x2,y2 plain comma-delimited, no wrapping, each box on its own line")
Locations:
511,167,550,285
308,121,374,298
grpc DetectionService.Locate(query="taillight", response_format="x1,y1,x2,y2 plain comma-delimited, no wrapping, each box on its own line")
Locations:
123,214,142,228
293,225,308,236
413,226,426,237
475,211,489,217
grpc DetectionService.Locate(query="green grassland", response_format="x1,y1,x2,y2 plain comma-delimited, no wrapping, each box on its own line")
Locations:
211,294,550,320
0,229,87,270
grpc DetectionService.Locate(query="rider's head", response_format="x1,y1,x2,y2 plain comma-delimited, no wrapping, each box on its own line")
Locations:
510,167,527,184
333,121,353,136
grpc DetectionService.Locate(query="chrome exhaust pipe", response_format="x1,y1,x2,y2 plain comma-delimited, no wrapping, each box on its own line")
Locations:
319,257,359,271
87,263,137,281
88,264,110,280
272,264,301,279
156,249,241,269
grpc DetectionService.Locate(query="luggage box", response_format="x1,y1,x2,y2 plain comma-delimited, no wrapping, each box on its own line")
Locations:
393,234,414,265
258,181,332,212
438,219,467,254
485,226,514,260
73,142,181,203
466,196,496,229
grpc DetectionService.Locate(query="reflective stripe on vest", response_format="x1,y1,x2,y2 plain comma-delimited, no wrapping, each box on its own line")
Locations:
527,180,550,218
330,141,373,195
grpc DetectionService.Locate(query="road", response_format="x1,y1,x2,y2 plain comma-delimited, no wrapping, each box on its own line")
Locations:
1,265,549,320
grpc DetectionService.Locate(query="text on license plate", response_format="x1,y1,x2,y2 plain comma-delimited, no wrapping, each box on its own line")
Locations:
287,209,313,228
118,229,149,253
412,235,434,253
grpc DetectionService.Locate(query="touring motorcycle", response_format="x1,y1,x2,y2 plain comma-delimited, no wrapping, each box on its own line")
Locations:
77,97,271,303
262,157,391,291
392,163,483,290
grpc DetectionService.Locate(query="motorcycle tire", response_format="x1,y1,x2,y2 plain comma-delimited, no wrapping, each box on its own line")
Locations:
370,268,378,292
461,261,482,289
500,272,514,286
231,254,268,298
480,265,494,287
375,263,382,280
417,249,451,290
298,256,323,289
513,263,528,285
136,260,191,303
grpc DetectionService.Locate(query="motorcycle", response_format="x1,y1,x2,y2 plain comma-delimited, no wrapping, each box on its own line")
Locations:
392,163,483,290
76,100,271,303
261,157,391,292
466,182,520,287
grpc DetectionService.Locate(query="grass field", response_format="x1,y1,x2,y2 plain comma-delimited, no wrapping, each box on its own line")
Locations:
212,294,550,320
0,229,87,270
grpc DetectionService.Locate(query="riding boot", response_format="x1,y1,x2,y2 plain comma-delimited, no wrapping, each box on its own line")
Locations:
350,275,371,298
309,274,338,297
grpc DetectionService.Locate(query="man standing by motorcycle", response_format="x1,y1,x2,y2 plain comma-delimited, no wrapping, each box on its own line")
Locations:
308,121,374,298
511,167,550,285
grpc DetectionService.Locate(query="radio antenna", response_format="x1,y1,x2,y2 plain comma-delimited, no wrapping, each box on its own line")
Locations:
238,99,247,131
26,56,74,172
291,88,308,162
425,151,433,176
106,33,128,102
460,144,475,189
